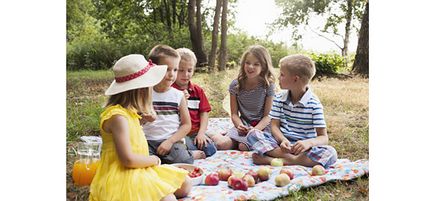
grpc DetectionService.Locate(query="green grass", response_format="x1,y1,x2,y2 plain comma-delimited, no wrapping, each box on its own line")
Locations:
66,68,369,200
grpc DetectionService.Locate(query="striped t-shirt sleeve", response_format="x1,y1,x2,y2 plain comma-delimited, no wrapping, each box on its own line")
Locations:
269,93,283,120
266,83,276,97
312,101,326,128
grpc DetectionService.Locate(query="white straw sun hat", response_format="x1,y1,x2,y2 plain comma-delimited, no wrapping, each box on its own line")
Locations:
105,54,167,95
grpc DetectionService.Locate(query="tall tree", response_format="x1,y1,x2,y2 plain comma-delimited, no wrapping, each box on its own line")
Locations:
273,0,365,59
187,0,207,66
352,1,368,76
218,0,228,71
209,0,222,71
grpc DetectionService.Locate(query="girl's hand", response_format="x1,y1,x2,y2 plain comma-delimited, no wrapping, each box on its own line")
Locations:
139,112,157,124
157,140,174,156
280,140,292,153
292,140,312,155
236,124,249,136
194,133,212,150
150,155,161,166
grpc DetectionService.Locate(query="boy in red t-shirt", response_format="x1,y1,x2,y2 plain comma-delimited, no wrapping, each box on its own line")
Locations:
172,48,217,157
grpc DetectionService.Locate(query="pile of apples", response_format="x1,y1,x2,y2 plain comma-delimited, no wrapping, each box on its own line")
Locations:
204,166,297,190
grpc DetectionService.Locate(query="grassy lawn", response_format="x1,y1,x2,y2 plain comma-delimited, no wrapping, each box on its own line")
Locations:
66,68,369,200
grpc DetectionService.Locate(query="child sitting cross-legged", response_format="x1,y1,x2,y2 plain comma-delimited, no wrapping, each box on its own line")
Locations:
172,48,217,157
247,54,338,168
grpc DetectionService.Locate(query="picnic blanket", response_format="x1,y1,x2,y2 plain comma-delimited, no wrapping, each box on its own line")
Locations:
180,118,369,201
180,151,368,201
81,118,369,201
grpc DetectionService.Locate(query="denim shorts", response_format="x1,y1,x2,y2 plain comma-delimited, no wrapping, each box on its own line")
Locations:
184,134,217,157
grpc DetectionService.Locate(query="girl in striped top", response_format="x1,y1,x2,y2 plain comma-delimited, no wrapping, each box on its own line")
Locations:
211,45,276,151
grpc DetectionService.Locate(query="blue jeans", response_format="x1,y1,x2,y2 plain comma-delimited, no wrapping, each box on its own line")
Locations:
184,134,217,157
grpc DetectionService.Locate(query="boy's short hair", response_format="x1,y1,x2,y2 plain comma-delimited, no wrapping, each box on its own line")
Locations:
148,44,180,65
176,48,197,66
279,54,316,84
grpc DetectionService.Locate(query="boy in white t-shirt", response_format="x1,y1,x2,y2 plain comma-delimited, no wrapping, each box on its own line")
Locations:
142,45,205,164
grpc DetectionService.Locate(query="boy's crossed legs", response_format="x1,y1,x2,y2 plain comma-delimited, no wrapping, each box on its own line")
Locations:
247,129,337,168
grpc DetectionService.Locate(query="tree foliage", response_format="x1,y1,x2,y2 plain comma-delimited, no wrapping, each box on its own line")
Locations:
273,0,365,57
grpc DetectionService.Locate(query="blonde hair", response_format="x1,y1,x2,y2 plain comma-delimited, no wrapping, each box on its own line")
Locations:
279,54,316,84
236,45,275,91
148,44,180,65
105,88,153,115
176,48,197,66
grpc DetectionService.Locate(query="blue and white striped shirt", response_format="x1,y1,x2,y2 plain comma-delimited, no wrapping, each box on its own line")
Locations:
269,87,326,142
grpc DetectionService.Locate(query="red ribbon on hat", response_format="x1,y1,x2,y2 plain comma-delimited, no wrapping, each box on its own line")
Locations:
115,59,155,83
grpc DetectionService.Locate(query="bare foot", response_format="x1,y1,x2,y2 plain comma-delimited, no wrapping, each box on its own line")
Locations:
192,150,206,159
251,153,273,165
238,143,249,151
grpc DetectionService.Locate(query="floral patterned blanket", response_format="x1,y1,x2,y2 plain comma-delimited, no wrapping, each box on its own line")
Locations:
180,151,368,201
81,118,369,201
179,118,369,201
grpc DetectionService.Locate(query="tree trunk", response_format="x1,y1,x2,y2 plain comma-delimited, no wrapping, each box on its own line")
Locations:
179,0,186,27
209,0,222,71
194,0,207,66
218,0,228,71
342,0,353,67
172,0,176,26
163,0,172,37
187,0,207,66
352,1,369,76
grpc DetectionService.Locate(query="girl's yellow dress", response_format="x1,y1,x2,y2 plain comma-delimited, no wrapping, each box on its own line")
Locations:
89,105,188,201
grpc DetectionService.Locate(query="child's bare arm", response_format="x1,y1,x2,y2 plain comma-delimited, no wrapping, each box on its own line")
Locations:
105,115,160,168
157,97,192,155
229,94,248,133
195,112,212,149
292,127,329,155
270,119,292,153
253,96,273,131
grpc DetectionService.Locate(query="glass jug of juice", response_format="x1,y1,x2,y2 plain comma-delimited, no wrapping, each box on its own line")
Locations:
72,142,101,186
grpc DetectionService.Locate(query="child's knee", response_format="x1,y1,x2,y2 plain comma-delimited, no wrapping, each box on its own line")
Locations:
175,176,192,198
238,143,249,151
214,136,233,150
166,143,194,164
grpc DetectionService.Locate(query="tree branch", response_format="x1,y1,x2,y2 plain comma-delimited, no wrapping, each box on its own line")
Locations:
307,25,343,50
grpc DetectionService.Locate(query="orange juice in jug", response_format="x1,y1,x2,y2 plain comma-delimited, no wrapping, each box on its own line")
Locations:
72,142,101,186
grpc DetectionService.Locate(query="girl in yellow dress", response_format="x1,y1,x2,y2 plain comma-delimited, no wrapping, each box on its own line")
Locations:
89,54,192,201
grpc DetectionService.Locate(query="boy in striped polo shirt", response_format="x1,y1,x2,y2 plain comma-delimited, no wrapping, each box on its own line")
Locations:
142,45,205,164
247,54,337,168
172,48,217,157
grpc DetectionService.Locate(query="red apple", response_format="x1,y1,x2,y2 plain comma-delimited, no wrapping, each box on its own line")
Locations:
204,173,219,186
227,175,236,186
245,169,259,183
311,165,326,176
230,177,248,191
275,173,291,187
217,167,232,181
257,166,271,181
242,174,255,187
280,168,295,179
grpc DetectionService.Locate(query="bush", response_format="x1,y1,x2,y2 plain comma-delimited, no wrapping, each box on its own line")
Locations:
308,52,345,76
67,36,121,70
